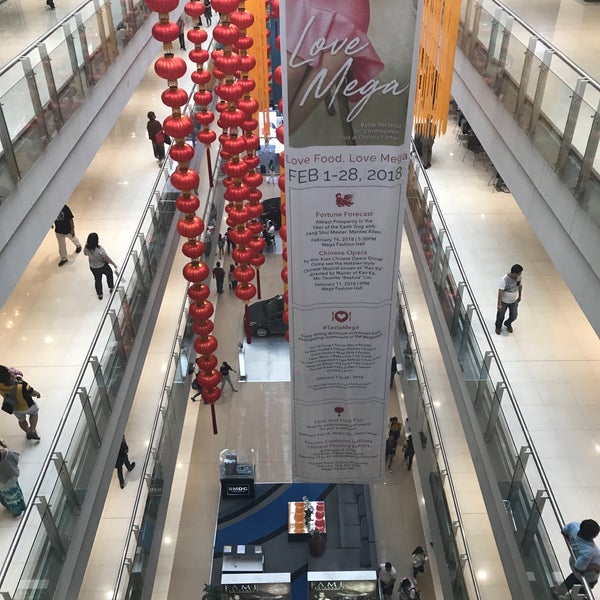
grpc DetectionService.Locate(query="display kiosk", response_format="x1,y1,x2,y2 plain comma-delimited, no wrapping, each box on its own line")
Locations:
219,448,256,499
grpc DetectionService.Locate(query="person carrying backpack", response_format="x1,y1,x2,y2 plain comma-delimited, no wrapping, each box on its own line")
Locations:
398,577,419,600
0,365,42,440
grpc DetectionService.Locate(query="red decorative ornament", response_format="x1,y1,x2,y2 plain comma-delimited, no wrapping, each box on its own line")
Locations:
196,353,218,371
190,48,210,64
211,0,239,13
275,124,284,144
222,159,249,178
191,69,211,85
195,335,218,355
187,28,208,44
176,193,200,213
234,264,256,282
232,247,254,263
201,387,221,404
278,173,286,192
228,226,253,245
189,300,215,321
172,169,200,191
281,266,288,283
230,10,254,28
183,262,210,283
235,35,254,50
169,143,195,162
194,90,213,105
147,0,178,12
235,283,257,301
213,23,241,46
163,115,194,138
182,240,206,259
242,171,262,188
273,65,282,86
279,224,287,241
198,130,217,144
250,253,266,267
184,0,205,17
188,283,211,302
198,369,221,389
152,21,180,42
155,55,187,80
238,97,259,115
161,87,189,108
193,319,214,336
177,216,204,238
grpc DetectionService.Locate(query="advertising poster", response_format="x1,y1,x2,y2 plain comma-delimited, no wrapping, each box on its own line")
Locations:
281,0,421,481
222,573,291,600
308,571,378,600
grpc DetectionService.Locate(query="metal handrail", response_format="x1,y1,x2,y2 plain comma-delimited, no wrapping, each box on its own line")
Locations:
486,0,600,93
397,276,482,599
110,142,220,598
410,146,595,598
1,0,107,76
0,124,173,591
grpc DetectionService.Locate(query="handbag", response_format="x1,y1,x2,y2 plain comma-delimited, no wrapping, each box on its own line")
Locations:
155,130,165,145
164,133,172,145
1,400,14,414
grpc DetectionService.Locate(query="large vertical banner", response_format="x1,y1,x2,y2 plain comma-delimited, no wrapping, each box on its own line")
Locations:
282,0,421,482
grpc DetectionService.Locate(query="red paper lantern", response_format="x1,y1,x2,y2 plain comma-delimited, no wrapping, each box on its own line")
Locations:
198,130,217,145
273,65,282,86
230,11,254,28
183,262,210,283
250,253,265,267
275,124,284,144
191,69,211,85
279,151,285,167
163,115,194,138
196,352,218,370
155,55,187,80
242,117,258,130
248,237,266,254
222,159,249,178
190,48,210,64
172,169,200,191
182,240,206,259
235,283,257,301
271,0,279,18
234,264,255,282
184,0,205,17
238,97,259,115
221,135,247,154
211,0,239,13
198,368,221,389
201,387,221,404
279,224,287,241
195,335,218,355
188,283,211,302
219,108,245,128
247,188,262,202
247,220,264,235
215,82,244,102
238,55,256,72
169,143,195,162
152,21,180,43
235,35,254,50
278,174,286,192
195,110,215,126
282,310,289,325
192,319,214,336
187,27,208,44
177,216,204,238
189,299,215,321
242,171,262,188
213,23,240,46
281,266,288,283
244,155,260,169
228,226,253,245
147,0,178,12
243,133,260,150
224,184,249,202
232,247,254,263
194,90,213,106
176,193,200,213
282,247,287,261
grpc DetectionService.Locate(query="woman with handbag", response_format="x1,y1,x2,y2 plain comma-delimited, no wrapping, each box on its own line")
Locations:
0,440,26,516
0,365,42,440
146,111,165,164
84,233,118,300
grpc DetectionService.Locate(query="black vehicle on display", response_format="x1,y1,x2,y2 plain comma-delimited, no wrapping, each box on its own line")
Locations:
259,196,282,230
246,294,287,337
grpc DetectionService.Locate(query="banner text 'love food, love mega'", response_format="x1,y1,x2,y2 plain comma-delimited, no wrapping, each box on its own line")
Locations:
281,0,421,482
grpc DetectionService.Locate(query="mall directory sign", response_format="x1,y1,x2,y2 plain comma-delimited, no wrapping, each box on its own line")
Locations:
281,0,421,482
307,570,378,600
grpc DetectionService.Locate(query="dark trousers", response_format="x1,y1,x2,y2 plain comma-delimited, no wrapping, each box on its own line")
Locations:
152,141,165,160
565,573,596,591
495,300,518,330
90,264,114,295
116,458,133,486
178,33,186,49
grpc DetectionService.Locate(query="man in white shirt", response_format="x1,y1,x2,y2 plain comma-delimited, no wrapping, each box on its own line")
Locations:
378,562,397,599
495,264,523,335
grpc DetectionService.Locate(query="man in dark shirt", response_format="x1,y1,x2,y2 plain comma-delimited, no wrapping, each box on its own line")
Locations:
54,204,82,266
213,261,226,293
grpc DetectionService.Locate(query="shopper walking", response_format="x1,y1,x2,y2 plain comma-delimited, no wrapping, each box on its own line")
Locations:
146,111,165,164
219,361,238,392
0,365,42,440
0,441,26,516
177,17,186,49
411,546,428,579
385,434,397,472
389,416,401,441
213,261,225,293
228,264,237,290
377,562,397,600
115,435,136,489
495,264,523,335
53,204,82,266
217,233,225,258
84,233,118,300
204,0,212,25
398,577,419,600
559,519,600,593
404,434,415,471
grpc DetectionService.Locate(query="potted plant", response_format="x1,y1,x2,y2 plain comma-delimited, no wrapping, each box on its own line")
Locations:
202,583,222,600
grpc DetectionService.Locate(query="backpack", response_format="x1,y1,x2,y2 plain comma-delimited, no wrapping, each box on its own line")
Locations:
399,579,419,600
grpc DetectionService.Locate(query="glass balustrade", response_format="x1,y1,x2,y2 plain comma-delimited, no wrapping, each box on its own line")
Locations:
406,148,595,599
0,166,177,599
459,0,600,226
0,0,151,203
